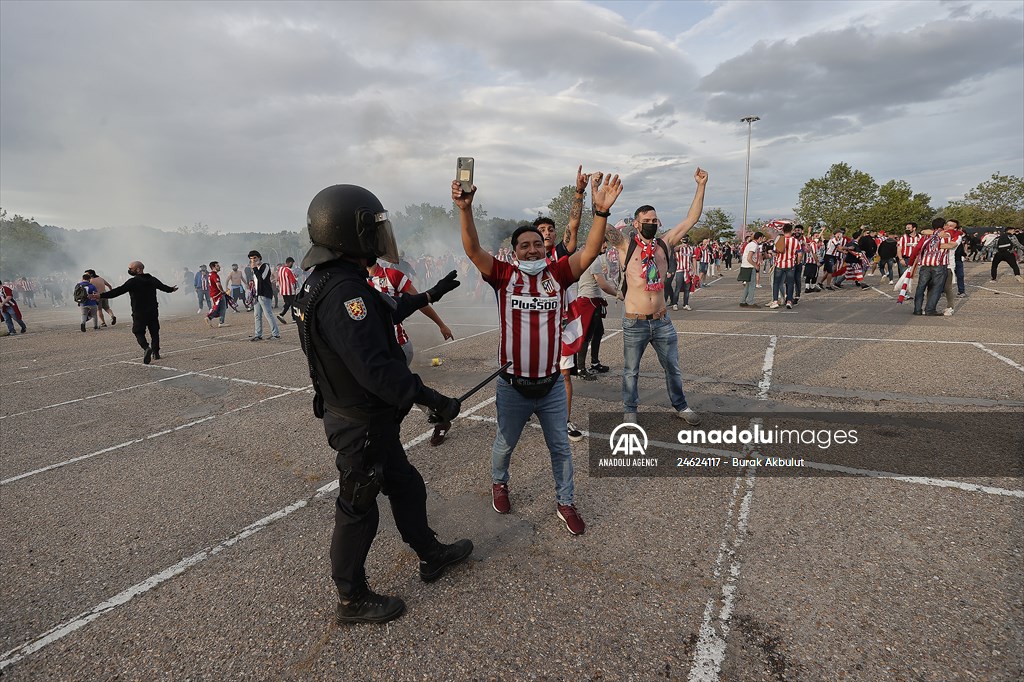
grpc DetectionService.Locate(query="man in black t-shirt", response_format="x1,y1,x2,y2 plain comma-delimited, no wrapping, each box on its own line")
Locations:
248,250,280,341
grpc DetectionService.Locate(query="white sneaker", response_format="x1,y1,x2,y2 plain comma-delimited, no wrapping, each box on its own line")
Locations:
990,279,998,283
768,301,780,309
196,309,203,314
219,322,230,327
755,284,762,288
943,307,954,316
672,304,678,311
888,279,895,285
677,407,701,425
567,421,584,442
683,304,691,310
623,413,637,424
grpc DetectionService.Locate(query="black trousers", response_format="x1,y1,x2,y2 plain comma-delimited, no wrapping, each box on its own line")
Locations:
131,316,160,352
804,263,818,284
280,294,299,320
324,412,435,598
577,307,605,367
793,263,804,297
991,251,1020,278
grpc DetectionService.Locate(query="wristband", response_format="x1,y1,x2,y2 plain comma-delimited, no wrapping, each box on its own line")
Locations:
594,209,611,218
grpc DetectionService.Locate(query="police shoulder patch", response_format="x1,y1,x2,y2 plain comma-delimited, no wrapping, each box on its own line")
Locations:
344,297,367,321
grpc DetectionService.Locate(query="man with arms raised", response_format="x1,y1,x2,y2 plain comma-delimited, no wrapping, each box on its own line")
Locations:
606,168,708,425
454,170,623,536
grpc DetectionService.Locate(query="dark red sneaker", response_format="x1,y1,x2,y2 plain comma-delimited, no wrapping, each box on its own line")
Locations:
491,483,510,514
556,504,586,535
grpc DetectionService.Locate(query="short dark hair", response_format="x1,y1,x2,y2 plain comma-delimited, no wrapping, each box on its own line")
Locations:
285,257,294,264
634,205,656,219
511,225,544,248
782,224,793,234
85,269,97,277
752,232,764,240
209,261,218,269
931,217,946,230
532,217,555,229
82,273,92,280
946,219,960,228
907,222,918,229
248,250,262,260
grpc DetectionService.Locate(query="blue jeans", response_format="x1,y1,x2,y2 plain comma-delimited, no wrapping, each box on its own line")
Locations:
913,266,947,313
880,257,898,281
772,267,795,303
954,260,965,294
792,263,804,298
670,272,690,306
741,277,757,305
3,307,25,333
253,296,279,338
621,316,688,414
491,377,574,505
195,288,211,310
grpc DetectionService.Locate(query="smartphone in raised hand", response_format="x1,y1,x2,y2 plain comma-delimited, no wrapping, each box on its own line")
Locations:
457,157,474,193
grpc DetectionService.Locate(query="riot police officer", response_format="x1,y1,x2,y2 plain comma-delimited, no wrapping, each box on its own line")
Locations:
298,184,471,624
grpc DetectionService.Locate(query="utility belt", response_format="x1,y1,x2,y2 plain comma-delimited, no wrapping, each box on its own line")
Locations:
324,403,399,429
500,371,560,399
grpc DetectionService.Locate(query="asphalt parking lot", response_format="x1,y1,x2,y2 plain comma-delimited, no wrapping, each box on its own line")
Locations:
1,261,1021,681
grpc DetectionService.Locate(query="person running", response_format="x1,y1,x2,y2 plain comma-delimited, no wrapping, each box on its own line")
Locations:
85,269,116,327
76,273,100,332
277,257,300,324
455,170,622,535
98,261,178,363
990,227,1024,283
205,261,230,328
1,278,28,335
606,168,708,425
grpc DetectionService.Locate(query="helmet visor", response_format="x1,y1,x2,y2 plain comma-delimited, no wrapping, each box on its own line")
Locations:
358,210,399,264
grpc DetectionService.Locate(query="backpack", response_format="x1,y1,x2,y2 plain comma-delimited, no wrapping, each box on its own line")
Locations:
617,232,672,295
73,283,88,303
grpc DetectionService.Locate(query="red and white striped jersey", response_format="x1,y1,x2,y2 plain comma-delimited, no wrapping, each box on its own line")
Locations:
277,266,298,296
773,236,801,268
675,245,695,276
484,258,576,378
804,239,820,264
825,235,847,256
914,233,950,267
368,266,412,346
897,233,919,257
697,246,713,264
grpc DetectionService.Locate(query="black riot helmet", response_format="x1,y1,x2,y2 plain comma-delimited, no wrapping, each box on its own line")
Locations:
302,184,399,269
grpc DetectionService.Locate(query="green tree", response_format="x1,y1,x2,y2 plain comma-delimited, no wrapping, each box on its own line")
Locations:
177,221,211,236
794,163,879,230
697,207,736,241
943,173,1024,228
0,209,71,276
865,180,933,232
545,185,593,244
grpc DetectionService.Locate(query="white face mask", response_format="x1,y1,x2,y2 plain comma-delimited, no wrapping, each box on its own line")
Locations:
517,259,547,276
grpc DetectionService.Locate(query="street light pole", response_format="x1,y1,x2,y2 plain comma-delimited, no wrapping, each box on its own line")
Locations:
740,115,760,237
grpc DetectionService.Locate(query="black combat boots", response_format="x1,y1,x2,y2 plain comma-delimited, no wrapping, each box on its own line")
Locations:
418,538,474,583
336,586,405,625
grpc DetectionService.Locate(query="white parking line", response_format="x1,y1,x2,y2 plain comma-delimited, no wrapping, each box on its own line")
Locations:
972,342,1024,374
756,336,778,400
869,286,895,299
421,327,498,353
971,285,1024,298
1,349,300,420
0,386,312,485
674,330,1024,347
0,393,497,671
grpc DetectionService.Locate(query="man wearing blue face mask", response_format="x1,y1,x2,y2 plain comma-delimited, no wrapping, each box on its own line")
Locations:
455,169,624,536
606,168,708,426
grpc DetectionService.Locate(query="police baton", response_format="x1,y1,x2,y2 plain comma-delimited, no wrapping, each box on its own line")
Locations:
457,361,513,403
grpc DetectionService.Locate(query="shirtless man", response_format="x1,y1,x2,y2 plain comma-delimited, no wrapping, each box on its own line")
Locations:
606,168,708,424
225,264,246,310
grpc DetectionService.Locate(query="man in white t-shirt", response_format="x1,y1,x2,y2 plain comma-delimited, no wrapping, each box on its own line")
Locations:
739,233,765,307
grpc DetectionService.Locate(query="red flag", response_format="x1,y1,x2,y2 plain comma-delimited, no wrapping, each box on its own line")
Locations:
560,297,599,357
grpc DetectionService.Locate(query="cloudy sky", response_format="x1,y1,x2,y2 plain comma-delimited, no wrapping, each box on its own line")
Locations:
1,0,1022,234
